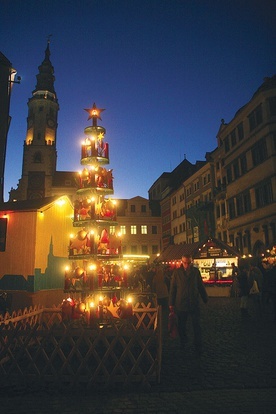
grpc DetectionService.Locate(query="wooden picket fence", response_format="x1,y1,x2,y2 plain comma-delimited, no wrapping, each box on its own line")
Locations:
0,300,162,390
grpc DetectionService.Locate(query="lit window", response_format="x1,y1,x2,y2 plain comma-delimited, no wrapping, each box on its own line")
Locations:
131,225,137,234
109,226,116,235
141,225,147,234
120,225,126,235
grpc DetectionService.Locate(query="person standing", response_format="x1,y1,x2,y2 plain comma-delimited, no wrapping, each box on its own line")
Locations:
248,263,263,317
152,263,169,334
231,262,240,297
237,266,250,316
261,259,276,322
152,263,169,309
169,254,208,354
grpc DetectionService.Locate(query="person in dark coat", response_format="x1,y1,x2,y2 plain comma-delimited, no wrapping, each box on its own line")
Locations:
237,266,250,316
169,254,208,354
261,259,276,322
248,264,263,316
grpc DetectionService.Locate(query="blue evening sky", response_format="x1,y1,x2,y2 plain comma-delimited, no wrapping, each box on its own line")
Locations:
1,0,275,201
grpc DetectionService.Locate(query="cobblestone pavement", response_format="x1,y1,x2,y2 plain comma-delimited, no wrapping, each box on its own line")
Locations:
1,297,276,413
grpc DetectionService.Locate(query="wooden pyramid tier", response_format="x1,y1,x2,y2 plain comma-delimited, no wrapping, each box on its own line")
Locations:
69,228,122,259
67,103,122,273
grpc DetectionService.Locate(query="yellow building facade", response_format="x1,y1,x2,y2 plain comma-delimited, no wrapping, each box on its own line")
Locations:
0,196,73,292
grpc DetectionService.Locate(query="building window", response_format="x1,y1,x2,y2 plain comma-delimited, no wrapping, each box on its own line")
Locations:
0,218,7,251
230,130,236,147
172,196,177,205
252,138,268,166
268,96,276,116
141,225,147,234
216,205,220,218
109,226,116,235
221,203,226,216
243,192,251,213
248,104,263,131
240,154,247,175
33,152,42,163
130,204,135,212
172,210,177,219
131,225,137,234
224,136,230,153
131,245,137,254
234,193,251,217
141,245,148,254
228,198,235,219
194,181,199,192
226,167,232,184
237,122,244,141
255,180,273,208
233,160,240,179
152,225,157,234
141,204,146,213
120,225,126,235
152,245,159,254
236,195,243,216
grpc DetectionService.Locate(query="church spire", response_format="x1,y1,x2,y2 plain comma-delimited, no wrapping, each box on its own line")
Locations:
33,38,56,94
8,40,59,201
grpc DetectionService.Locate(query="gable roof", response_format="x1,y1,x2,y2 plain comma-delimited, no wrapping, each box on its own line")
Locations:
157,238,239,262
0,195,72,213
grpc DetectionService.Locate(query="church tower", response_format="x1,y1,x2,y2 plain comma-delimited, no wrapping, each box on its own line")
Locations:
9,40,59,200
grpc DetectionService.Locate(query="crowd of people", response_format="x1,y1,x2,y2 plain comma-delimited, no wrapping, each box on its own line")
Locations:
147,255,276,356
232,258,276,321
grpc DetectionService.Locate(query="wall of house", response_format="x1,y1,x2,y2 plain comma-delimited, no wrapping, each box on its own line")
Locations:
0,211,36,277
35,199,73,270
0,198,73,283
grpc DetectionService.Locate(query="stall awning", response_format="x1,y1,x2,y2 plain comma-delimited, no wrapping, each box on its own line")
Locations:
158,238,239,262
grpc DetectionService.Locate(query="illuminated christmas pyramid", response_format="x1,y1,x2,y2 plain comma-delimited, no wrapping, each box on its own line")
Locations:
65,104,123,292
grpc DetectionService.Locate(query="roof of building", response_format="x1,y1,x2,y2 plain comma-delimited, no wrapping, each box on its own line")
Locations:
0,195,72,213
157,238,239,262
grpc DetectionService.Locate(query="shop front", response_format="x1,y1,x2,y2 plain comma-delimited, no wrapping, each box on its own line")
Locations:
157,238,240,295
192,238,239,285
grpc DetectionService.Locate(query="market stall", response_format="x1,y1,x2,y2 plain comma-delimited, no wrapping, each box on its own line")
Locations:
192,238,239,284
157,238,239,285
